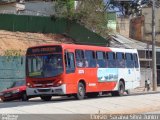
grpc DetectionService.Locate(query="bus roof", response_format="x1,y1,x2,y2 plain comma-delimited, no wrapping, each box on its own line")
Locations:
27,43,138,53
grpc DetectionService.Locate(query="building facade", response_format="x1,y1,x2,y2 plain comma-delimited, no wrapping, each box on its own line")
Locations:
0,0,54,16
129,7,160,45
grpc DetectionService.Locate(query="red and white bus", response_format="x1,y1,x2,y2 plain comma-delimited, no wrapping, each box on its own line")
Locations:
26,44,140,101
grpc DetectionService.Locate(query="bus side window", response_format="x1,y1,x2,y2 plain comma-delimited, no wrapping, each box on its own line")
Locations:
96,51,106,68
75,49,85,68
133,53,139,68
107,52,116,68
65,51,75,74
125,53,134,68
116,52,125,68
85,50,96,68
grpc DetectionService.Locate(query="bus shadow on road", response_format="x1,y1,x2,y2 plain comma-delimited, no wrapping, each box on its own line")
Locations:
0,94,120,109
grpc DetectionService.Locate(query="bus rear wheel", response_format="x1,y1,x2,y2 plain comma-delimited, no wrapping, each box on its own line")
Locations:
75,82,85,100
112,81,125,96
40,96,52,101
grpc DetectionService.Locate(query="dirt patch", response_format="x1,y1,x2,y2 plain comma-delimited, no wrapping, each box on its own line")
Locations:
0,30,74,55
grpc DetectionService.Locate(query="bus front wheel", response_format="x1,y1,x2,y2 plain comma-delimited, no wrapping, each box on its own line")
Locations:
21,92,28,101
75,82,85,100
112,81,125,96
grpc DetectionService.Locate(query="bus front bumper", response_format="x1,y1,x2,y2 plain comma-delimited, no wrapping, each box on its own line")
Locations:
26,84,66,96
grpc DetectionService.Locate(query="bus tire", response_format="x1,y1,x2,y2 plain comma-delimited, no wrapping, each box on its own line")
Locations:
112,81,125,96
40,96,52,101
21,92,28,101
87,92,99,98
75,82,85,100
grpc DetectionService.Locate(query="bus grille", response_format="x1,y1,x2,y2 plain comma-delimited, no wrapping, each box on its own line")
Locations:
37,89,51,92
33,80,53,84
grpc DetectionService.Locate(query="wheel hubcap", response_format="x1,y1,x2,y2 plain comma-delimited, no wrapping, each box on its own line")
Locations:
120,85,124,94
79,87,84,96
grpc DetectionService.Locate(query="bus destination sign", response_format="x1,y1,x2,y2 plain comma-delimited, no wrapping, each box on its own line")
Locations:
27,46,62,54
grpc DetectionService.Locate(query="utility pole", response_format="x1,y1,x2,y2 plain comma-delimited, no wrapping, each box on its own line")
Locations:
152,0,157,91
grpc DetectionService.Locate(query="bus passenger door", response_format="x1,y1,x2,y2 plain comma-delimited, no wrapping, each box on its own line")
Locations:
65,51,75,74
125,53,135,90
64,50,77,94
133,53,141,88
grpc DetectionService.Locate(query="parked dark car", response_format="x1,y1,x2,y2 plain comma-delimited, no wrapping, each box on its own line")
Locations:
0,80,27,102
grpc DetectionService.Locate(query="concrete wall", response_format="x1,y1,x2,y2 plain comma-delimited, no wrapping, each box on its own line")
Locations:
129,16,144,41
0,57,25,91
142,7,160,42
117,17,130,38
140,68,152,87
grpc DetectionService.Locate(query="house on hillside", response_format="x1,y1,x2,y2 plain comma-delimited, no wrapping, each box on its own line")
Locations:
0,0,54,16
0,0,16,4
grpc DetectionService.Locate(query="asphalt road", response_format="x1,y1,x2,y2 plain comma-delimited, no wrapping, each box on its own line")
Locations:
0,93,160,115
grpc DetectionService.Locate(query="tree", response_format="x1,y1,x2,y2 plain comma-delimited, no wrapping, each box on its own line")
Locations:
54,0,75,19
53,0,110,38
106,0,160,16
75,0,109,35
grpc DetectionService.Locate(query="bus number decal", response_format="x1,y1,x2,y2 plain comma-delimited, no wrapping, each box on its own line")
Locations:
128,69,131,74
78,70,85,74
89,83,96,86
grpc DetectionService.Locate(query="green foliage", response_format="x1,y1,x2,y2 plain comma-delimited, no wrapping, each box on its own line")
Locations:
54,0,75,19
54,0,110,38
108,0,160,16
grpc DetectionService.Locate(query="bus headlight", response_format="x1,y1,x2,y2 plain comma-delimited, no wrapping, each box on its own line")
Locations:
54,80,63,87
27,83,32,88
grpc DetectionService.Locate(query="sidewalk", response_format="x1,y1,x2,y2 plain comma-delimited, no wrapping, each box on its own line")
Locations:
130,86,160,95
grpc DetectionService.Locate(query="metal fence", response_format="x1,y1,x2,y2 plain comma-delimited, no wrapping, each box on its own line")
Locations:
0,14,108,46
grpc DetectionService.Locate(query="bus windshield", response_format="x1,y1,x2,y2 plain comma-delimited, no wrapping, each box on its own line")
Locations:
27,54,63,78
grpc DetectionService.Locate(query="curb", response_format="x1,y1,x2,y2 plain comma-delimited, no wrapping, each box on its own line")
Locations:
129,91,160,96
